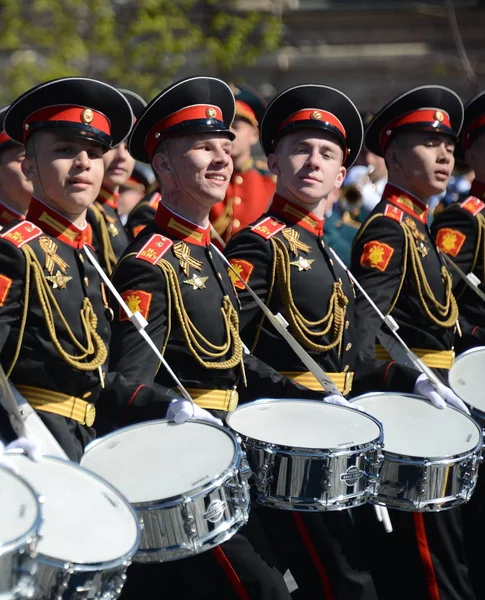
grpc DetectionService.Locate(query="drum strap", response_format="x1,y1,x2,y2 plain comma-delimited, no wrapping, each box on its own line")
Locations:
374,346,454,369
16,384,96,426
280,371,354,395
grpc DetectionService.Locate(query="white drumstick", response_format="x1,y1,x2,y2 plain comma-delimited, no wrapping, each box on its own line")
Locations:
374,504,393,533
374,504,383,522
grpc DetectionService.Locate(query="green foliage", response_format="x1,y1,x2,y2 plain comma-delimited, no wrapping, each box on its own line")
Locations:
0,0,282,105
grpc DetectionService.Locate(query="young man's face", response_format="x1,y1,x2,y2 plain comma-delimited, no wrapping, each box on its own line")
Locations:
102,141,136,188
389,132,455,200
23,131,105,218
230,118,259,162
163,133,233,208
465,132,485,182
269,130,346,207
0,144,33,210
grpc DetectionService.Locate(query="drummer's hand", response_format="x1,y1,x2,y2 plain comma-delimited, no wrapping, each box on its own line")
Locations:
166,397,223,426
414,374,470,414
0,436,41,473
324,394,352,408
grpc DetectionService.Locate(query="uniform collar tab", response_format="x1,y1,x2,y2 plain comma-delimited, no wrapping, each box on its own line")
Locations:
26,197,90,248
384,183,428,223
270,193,325,236
154,202,211,246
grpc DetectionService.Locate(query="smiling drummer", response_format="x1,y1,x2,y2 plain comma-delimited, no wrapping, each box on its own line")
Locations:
350,87,475,600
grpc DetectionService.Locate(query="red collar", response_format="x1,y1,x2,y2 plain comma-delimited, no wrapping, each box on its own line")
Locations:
470,179,485,201
269,194,324,236
0,202,25,227
154,203,211,246
26,197,91,249
97,184,119,210
384,183,428,224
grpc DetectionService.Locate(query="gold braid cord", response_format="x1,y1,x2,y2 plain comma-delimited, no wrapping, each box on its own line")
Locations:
158,259,243,370
271,237,348,354
7,246,108,376
90,203,117,275
400,221,458,327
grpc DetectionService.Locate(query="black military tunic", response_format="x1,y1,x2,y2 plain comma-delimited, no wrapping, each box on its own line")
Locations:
0,197,175,460
431,189,485,353
124,189,161,241
86,183,129,275
351,183,474,600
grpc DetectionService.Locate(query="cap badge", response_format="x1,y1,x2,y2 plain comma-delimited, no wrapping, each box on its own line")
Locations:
310,110,323,121
206,107,217,119
433,110,444,123
81,108,94,124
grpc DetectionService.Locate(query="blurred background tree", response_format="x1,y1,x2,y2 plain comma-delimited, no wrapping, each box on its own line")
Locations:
0,0,283,104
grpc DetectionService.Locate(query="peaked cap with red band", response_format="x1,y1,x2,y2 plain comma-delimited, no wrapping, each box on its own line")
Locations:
461,89,485,152
4,77,133,149
365,85,464,157
128,76,236,163
259,84,363,168
119,88,147,123
0,106,20,152
230,82,267,127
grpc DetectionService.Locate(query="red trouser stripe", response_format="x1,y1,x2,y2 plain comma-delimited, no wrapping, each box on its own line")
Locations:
292,512,336,600
413,513,440,600
211,546,251,600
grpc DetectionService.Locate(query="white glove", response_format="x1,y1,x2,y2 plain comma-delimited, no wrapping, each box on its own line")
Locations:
414,373,470,414
324,394,353,408
166,398,223,426
0,436,42,474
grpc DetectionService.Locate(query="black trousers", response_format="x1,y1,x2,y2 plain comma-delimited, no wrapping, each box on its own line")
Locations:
462,461,485,599
354,504,475,600
257,506,378,600
120,509,291,600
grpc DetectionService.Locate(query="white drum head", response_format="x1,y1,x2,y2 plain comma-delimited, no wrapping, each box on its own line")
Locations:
81,421,237,504
0,465,39,550
226,399,382,449
5,454,139,565
449,346,485,412
352,393,481,458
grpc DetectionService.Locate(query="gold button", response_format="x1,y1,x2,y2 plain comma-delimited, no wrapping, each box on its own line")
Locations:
234,196,242,205
218,273,223,280
345,343,352,351
84,403,96,427
338,277,343,284
234,176,243,185
330,259,334,265
84,277,89,286
345,320,350,329
343,365,350,373
233,219,241,228
79,254,84,262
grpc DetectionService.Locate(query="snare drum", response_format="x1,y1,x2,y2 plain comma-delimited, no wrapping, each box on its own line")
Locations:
226,399,383,511
5,454,141,600
449,346,485,428
351,393,483,511
0,465,40,599
81,420,250,563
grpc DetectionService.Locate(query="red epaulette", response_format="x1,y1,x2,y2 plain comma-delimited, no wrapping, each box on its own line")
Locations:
383,204,404,223
250,216,286,240
135,234,173,265
461,196,485,216
0,221,42,248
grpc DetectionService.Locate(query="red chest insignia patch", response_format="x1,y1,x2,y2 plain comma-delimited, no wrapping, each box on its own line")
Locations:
135,234,173,265
435,228,466,257
251,217,286,240
384,205,404,223
360,241,394,272
119,289,153,322
0,275,13,306
0,221,42,248
228,258,254,290
461,197,485,216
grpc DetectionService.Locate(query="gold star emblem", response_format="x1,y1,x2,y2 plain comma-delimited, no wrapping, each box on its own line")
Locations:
184,274,209,290
46,270,72,289
290,256,315,271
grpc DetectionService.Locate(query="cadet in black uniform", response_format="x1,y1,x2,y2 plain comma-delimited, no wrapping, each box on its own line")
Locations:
350,86,475,600
108,76,334,600
431,90,485,353
0,78,196,461
86,89,146,274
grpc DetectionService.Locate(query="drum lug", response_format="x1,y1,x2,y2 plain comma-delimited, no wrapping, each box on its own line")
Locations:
181,499,198,540
257,447,275,487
